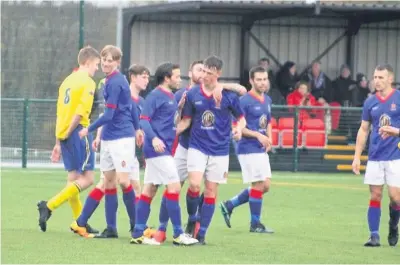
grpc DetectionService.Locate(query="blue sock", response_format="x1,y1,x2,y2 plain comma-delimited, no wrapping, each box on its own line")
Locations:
368,200,381,237
133,194,152,238
105,188,118,230
389,202,400,228
76,188,104,227
249,189,263,226
122,185,136,229
166,192,183,238
226,188,250,212
158,190,169,232
198,197,216,238
196,192,204,222
186,188,200,222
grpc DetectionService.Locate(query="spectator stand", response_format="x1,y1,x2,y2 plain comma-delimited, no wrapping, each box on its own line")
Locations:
120,1,399,173
122,1,400,87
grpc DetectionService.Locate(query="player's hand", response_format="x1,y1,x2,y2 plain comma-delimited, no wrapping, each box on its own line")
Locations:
232,127,242,141
79,128,88,139
92,138,101,151
352,158,361,175
51,144,61,163
178,92,187,109
136,129,144,147
318,97,327,105
257,133,272,151
152,137,166,153
379,126,399,139
213,84,223,108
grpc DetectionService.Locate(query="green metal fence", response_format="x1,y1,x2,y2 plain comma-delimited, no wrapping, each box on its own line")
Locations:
1,98,364,172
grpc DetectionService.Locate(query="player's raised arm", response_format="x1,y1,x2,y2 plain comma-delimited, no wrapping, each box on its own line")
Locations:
229,94,246,141
221,83,247,95
86,83,121,134
176,90,194,135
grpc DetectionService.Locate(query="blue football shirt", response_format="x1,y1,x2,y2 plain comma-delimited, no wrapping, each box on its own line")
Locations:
182,84,244,156
362,90,400,161
237,92,272,155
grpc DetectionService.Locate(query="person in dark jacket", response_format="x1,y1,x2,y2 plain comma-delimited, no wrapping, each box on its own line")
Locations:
350,73,370,107
332,64,355,106
347,73,371,144
301,61,333,104
258,57,277,89
276,61,298,98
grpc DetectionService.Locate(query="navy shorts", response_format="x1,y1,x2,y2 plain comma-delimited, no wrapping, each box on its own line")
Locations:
60,125,94,174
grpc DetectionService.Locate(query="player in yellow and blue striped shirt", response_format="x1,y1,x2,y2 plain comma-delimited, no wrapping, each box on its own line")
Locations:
37,46,101,236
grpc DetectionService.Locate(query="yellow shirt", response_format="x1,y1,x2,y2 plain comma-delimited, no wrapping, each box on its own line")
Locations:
55,71,96,139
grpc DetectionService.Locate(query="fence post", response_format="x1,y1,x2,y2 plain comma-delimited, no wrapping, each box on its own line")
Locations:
22,98,29,168
79,0,85,50
292,106,299,172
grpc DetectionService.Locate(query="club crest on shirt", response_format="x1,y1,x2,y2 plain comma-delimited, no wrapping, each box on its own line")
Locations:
259,114,268,130
379,113,391,127
201,110,215,129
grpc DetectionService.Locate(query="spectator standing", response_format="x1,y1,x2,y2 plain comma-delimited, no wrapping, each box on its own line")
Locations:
332,64,355,106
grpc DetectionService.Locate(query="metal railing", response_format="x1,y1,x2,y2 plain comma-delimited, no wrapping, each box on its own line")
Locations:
1,98,364,172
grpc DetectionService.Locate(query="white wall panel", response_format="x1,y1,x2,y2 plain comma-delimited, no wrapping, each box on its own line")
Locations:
354,20,400,80
130,14,241,80
250,17,348,79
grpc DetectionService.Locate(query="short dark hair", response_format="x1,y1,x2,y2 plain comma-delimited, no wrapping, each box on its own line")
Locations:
128,64,150,78
258,57,270,64
203,55,223,71
375,64,394,75
249,66,267,80
154,62,180,86
295,80,310,91
190,60,203,71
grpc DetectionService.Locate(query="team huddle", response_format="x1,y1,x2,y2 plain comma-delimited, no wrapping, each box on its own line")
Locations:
37,45,274,246
37,44,399,248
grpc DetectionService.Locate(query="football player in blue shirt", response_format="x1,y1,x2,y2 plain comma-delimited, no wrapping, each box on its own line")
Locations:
352,64,400,247
95,64,148,199
177,55,246,244
131,62,198,246
71,63,154,239
220,66,274,233
75,45,140,239
154,60,247,242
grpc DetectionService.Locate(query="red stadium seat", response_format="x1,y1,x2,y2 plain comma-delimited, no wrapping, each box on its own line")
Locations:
302,118,324,130
271,117,279,147
302,118,326,148
279,117,302,148
278,117,295,130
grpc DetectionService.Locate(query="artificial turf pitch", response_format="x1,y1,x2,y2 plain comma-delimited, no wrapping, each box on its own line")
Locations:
1,168,399,264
